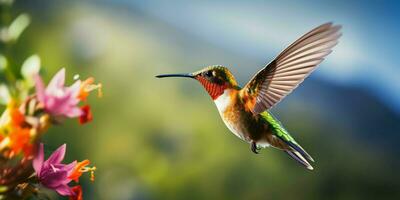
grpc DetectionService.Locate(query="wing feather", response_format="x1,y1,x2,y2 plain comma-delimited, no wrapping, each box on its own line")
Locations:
242,23,342,114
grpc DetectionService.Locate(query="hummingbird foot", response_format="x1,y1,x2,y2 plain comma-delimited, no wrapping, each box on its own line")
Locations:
251,141,261,154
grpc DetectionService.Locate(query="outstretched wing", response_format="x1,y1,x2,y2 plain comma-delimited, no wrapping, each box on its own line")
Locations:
241,23,342,114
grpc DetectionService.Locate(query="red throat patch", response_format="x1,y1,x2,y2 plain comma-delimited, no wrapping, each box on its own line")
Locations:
196,76,227,100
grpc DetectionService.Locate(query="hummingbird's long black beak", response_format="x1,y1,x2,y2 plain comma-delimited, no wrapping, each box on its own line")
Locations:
155,73,195,79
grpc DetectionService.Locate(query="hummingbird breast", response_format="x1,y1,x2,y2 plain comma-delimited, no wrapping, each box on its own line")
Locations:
214,89,270,144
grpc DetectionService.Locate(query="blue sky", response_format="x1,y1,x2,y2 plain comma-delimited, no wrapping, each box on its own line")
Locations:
110,0,400,113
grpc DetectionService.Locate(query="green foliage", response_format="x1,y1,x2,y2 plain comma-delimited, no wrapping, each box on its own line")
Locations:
0,0,35,103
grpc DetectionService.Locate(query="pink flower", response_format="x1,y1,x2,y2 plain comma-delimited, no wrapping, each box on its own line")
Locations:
34,68,82,118
33,143,76,196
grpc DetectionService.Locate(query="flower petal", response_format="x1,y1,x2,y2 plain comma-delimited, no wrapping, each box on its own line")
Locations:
79,105,92,124
64,161,77,173
40,169,68,188
45,92,75,115
69,80,81,99
50,162,76,185
70,185,83,200
33,143,44,176
47,68,65,93
54,184,74,196
65,107,83,118
45,144,66,166
34,74,46,103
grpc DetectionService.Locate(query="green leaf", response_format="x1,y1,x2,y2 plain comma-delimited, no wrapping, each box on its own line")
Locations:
0,84,10,105
0,54,7,71
0,0,14,6
21,54,40,78
7,13,30,42
21,54,41,89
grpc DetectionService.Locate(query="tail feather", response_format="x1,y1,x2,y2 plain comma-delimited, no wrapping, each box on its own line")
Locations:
261,111,314,169
285,150,314,170
261,112,314,163
284,140,314,162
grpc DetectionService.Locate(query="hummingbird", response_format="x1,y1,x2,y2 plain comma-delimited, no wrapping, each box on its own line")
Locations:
156,23,341,170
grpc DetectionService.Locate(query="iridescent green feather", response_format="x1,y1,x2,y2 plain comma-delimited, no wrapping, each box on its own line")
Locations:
260,112,295,142
193,65,239,87
260,111,314,162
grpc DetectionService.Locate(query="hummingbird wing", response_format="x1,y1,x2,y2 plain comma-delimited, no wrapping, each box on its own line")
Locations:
241,23,342,114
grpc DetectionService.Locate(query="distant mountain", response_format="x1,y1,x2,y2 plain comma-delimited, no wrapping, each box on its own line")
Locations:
292,77,400,152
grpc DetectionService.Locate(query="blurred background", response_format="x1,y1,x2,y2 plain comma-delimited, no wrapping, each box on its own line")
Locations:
5,0,400,199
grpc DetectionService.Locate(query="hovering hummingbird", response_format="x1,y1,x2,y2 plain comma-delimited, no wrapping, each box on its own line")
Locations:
156,23,341,170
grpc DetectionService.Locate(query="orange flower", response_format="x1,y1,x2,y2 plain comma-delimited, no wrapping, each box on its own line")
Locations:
3,102,33,157
69,185,83,200
69,159,96,183
0,135,7,153
10,107,25,127
78,77,102,101
9,126,31,156
79,105,92,125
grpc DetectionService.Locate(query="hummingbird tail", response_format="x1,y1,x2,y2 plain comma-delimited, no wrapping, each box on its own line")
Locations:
283,140,314,162
285,150,314,170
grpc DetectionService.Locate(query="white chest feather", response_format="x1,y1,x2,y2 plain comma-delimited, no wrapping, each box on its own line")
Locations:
214,90,231,113
214,90,245,140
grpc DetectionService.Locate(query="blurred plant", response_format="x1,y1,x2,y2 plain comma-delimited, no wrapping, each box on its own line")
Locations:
0,1,101,199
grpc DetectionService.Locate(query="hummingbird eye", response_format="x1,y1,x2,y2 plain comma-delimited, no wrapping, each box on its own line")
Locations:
205,71,213,77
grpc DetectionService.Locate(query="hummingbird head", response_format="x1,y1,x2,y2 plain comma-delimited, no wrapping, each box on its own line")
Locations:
156,65,238,100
